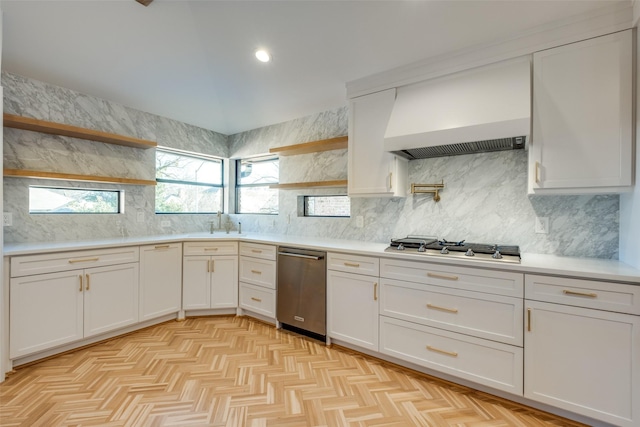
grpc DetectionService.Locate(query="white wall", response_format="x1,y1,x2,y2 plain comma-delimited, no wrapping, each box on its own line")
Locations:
619,23,640,269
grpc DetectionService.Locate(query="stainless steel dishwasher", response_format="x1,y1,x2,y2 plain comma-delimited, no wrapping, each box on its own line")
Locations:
277,247,327,337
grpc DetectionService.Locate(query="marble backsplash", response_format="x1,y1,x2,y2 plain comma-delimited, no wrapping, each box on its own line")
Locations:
3,71,619,258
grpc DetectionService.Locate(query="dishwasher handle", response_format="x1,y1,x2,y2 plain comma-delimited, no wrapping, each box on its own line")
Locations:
278,251,324,261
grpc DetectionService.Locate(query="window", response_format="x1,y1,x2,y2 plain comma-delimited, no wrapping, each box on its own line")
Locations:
29,186,122,214
156,148,223,214
304,195,350,217
236,156,279,214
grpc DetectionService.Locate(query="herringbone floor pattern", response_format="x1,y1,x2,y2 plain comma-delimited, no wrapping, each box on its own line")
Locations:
0,316,584,427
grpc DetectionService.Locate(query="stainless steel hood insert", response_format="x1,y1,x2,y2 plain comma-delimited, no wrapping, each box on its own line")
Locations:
383,57,531,159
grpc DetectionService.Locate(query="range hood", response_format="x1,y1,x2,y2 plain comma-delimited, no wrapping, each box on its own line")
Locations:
384,58,531,160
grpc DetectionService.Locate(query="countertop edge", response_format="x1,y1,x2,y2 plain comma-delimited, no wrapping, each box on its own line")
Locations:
4,233,640,284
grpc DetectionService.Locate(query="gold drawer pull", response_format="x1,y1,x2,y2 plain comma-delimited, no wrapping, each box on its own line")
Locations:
344,262,360,268
68,257,99,264
426,345,458,358
154,245,170,249
427,272,459,281
251,249,263,253
85,274,90,291
563,290,597,298
79,275,83,292
204,247,219,251
251,270,262,274
251,297,262,302
427,303,458,314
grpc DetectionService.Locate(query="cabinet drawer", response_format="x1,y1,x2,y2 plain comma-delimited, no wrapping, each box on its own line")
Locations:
239,282,275,318
380,258,523,298
525,274,640,315
380,279,523,346
183,241,238,256
327,252,379,276
380,316,523,394
240,242,276,260
239,257,276,289
11,246,140,278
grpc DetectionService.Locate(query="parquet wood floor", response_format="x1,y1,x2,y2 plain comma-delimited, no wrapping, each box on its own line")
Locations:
0,316,585,427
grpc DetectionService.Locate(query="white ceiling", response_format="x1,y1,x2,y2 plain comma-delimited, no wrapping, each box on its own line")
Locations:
0,0,631,135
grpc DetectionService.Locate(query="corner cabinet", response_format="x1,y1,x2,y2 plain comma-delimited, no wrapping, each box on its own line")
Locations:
524,275,640,427
139,243,183,321
348,89,408,197
529,30,633,195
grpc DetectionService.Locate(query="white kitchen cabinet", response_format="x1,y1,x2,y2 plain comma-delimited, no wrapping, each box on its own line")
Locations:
529,29,633,194
238,242,276,321
348,89,408,197
182,242,238,311
10,261,139,358
524,300,639,427
139,243,182,321
327,268,379,351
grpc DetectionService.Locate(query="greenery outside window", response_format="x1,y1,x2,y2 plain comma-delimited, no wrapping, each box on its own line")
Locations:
156,148,223,213
304,195,350,217
236,156,279,214
29,186,122,214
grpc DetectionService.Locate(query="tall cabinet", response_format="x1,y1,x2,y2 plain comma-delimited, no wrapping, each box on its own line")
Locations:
529,29,633,194
348,89,408,197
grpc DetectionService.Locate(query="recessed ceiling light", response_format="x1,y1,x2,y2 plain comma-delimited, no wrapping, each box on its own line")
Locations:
255,49,271,63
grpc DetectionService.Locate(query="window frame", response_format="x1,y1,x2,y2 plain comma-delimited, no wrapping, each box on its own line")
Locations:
155,147,224,214
28,185,124,214
235,155,279,215
302,195,351,218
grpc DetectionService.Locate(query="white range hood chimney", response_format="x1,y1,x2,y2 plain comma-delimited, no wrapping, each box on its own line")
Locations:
383,57,531,159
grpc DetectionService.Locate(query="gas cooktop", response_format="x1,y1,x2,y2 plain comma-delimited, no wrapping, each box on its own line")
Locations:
385,236,521,264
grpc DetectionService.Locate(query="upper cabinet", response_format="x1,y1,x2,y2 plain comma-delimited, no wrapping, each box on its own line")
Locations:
348,89,408,198
529,30,633,195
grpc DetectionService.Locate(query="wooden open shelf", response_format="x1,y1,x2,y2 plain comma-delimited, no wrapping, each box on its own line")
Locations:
3,113,157,149
269,136,347,156
270,180,348,190
4,169,157,186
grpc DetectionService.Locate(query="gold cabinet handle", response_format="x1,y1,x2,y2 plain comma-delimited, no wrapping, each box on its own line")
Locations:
85,274,90,291
426,345,458,358
527,308,532,332
344,262,360,268
427,272,459,281
79,275,83,292
68,257,99,264
204,247,219,251
535,161,541,184
207,260,210,273
210,259,215,273
251,270,262,275
389,172,393,190
251,297,262,302
373,282,378,301
426,303,458,314
154,244,170,249
563,289,597,298
251,249,263,253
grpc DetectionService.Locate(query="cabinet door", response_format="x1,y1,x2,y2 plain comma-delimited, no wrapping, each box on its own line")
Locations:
83,263,139,338
10,271,84,358
524,300,639,427
348,89,408,197
530,30,633,194
139,243,182,321
182,256,212,310
210,256,238,309
327,270,379,351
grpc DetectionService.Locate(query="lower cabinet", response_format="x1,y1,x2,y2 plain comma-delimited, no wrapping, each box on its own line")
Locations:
238,282,276,318
183,255,238,310
524,300,640,427
10,262,139,358
139,243,182,321
380,316,523,394
238,242,277,321
327,269,379,351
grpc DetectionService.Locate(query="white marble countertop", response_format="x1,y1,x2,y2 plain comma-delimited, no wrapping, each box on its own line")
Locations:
4,232,640,284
